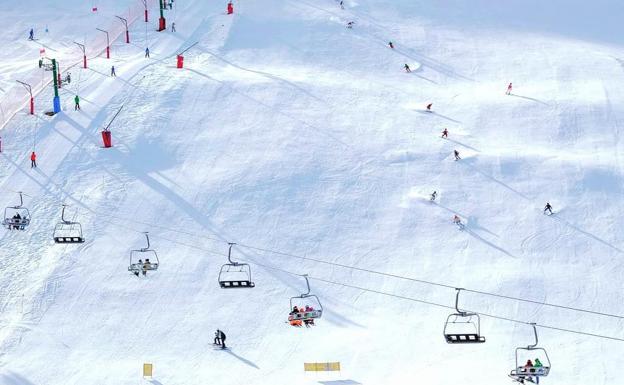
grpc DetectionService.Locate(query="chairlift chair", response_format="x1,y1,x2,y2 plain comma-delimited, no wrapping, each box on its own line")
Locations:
2,192,31,231
218,243,255,288
288,274,323,322
443,288,486,344
128,232,159,275
509,323,551,382
53,204,85,243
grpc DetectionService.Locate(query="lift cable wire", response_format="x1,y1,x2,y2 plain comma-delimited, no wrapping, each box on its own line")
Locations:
93,216,624,343
63,207,624,322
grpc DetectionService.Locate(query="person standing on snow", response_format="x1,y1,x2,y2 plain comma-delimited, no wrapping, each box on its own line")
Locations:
426,103,433,112
145,47,150,58
28,28,34,40
388,41,394,49
544,202,553,215
404,63,411,73
454,150,460,161
171,22,176,32
441,128,448,138
506,82,513,95
111,65,116,77
74,95,81,110
453,215,463,228
214,329,226,349
30,151,37,168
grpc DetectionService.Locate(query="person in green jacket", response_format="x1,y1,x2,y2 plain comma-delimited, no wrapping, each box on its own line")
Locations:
533,358,543,383
74,95,80,110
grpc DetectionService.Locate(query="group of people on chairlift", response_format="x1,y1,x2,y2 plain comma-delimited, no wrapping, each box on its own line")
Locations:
132,258,154,276
289,305,317,327
518,358,546,384
8,212,25,230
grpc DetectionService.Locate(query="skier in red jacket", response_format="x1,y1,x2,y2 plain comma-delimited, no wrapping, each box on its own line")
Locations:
506,82,513,95
30,151,37,168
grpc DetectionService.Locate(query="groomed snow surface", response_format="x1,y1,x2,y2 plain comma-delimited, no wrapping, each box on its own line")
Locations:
1,0,624,384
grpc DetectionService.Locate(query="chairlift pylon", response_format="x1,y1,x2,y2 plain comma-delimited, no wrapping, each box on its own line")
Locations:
128,232,159,275
2,192,31,231
509,323,551,382
443,288,485,344
218,243,255,288
288,274,323,326
53,204,84,243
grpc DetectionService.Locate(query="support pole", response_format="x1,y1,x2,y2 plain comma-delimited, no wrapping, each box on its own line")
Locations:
96,28,110,59
51,59,60,113
116,16,129,43
158,0,166,31
142,0,149,22
16,80,34,115
74,42,86,69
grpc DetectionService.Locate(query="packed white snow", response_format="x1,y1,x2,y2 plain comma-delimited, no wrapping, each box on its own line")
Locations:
0,0,623,384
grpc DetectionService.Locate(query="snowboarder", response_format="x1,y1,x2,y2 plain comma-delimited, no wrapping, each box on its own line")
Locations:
28,28,34,40
227,1,233,14
74,95,81,110
110,66,116,77
404,63,411,73
388,41,394,49
214,329,226,349
441,128,448,138
543,202,553,215
430,191,437,201
506,82,513,95
346,21,354,29
30,151,37,168
171,22,176,32
454,150,460,160
145,47,150,58
426,103,432,112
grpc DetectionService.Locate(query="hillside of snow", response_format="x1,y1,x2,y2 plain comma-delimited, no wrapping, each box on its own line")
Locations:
1,1,623,384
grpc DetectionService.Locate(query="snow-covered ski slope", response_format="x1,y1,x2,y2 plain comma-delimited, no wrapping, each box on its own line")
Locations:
1,0,624,384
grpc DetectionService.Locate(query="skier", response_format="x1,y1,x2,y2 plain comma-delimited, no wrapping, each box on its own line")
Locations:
441,128,448,138
214,329,226,349
426,103,432,112
65,72,71,84
340,0,344,9
74,95,81,111
404,63,411,73
506,82,513,95
227,1,233,14
171,22,176,32
454,150,460,161
346,21,354,29
430,191,437,201
543,202,553,215
388,41,394,49
28,28,34,40
453,215,463,228
145,47,150,58
30,151,37,168
110,65,116,77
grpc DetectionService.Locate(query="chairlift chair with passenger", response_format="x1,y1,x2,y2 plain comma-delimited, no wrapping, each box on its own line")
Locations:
288,274,323,323
2,192,31,231
128,232,159,275
509,323,551,382
443,288,486,344
53,204,85,243
218,243,255,288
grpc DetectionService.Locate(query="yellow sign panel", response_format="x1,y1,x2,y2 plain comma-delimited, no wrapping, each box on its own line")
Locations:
143,363,153,377
304,362,341,372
